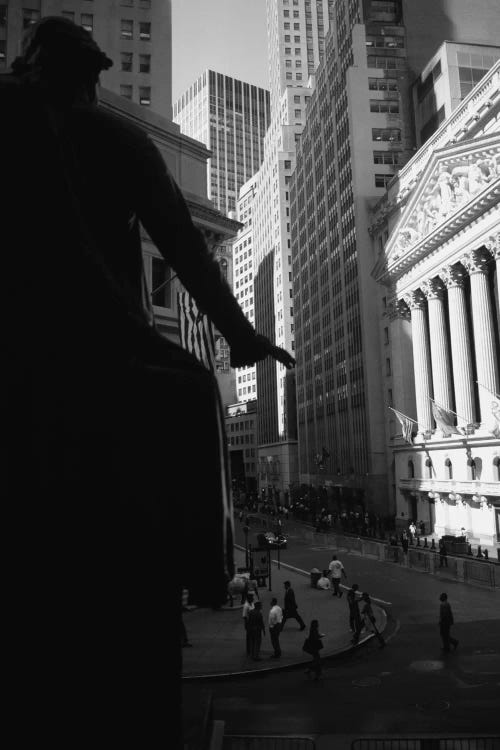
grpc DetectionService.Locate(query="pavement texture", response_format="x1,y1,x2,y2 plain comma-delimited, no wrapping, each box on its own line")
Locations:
181,546,387,679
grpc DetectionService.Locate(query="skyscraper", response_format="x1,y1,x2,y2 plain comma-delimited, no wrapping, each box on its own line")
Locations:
250,0,334,495
289,0,500,513
173,70,271,216
0,0,172,118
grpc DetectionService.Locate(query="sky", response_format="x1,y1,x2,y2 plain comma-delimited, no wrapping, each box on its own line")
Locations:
171,0,269,102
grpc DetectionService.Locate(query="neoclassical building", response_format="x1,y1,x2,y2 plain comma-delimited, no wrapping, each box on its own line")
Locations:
371,60,500,549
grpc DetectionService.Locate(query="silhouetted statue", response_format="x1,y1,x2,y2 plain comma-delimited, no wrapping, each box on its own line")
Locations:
1,17,294,749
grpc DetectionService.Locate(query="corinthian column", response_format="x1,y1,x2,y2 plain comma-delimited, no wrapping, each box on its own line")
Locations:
422,277,453,412
486,233,500,319
440,264,475,426
404,290,433,434
462,249,500,424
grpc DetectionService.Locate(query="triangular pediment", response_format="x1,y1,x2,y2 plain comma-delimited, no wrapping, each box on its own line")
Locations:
385,133,500,264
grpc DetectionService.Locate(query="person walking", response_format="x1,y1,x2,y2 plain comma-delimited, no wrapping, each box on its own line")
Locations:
281,581,306,631
268,597,283,658
328,555,347,597
303,620,324,680
401,530,409,554
346,583,362,644
247,601,266,660
438,538,448,568
242,592,255,656
439,593,458,652
360,592,385,648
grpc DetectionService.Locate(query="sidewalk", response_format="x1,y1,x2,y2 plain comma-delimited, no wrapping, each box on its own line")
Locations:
182,547,387,679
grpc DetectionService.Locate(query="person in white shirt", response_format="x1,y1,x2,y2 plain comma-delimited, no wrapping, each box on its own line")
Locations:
328,555,347,597
268,597,283,658
242,592,255,656
317,570,331,590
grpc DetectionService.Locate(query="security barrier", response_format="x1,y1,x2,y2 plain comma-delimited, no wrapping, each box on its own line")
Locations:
351,738,500,750
224,736,316,750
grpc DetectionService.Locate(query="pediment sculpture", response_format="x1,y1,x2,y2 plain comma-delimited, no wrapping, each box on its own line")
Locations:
390,148,500,261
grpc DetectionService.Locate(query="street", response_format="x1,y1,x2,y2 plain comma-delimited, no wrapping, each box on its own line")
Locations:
183,519,500,738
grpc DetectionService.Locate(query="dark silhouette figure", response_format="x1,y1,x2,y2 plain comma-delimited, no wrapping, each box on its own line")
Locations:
303,619,324,680
361,592,385,649
347,583,363,644
1,17,295,749
247,601,266,660
439,538,449,567
439,593,459,652
281,580,306,630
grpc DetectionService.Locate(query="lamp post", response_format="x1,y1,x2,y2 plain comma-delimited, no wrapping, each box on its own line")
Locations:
243,525,249,569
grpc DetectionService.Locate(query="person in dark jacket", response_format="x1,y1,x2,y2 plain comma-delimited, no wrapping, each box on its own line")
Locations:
1,17,295,750
247,601,266,660
361,592,385,648
281,580,306,631
439,593,458,652
347,583,363,644
439,539,449,567
304,619,324,680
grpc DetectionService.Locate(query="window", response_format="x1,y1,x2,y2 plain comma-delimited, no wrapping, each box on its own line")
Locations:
420,106,445,143
369,77,398,92
121,52,133,72
467,458,477,481
120,84,133,99
374,150,400,165
81,13,93,33
294,35,301,42
151,258,171,308
408,460,414,478
370,99,399,113
286,59,292,67
0,39,5,65
384,327,389,344
386,357,391,376
61,10,75,22
139,54,151,73
284,160,291,169
375,174,392,188
296,72,302,80
372,128,401,142
139,86,151,105
388,388,393,406
367,55,404,69
285,35,291,42
425,458,433,479
286,72,292,80
294,109,301,118
121,19,133,39
445,458,453,480
139,22,151,40
23,8,40,28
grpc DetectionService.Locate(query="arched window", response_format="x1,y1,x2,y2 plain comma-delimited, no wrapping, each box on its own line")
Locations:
219,257,228,280
425,457,433,479
467,458,476,481
493,456,500,482
408,459,414,479
445,458,453,480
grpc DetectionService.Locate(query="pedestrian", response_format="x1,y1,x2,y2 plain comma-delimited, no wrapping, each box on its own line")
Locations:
328,554,347,597
181,588,193,647
346,583,362,644
439,593,458,652
281,580,306,631
268,597,283,658
401,530,409,554
360,592,385,648
409,521,416,541
438,538,448,567
316,570,331,590
419,520,426,537
303,619,324,680
242,592,255,656
247,601,266,660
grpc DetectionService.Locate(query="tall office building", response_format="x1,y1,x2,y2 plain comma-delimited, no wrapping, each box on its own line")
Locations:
289,0,500,513
1,1,172,118
173,70,271,216
250,0,334,496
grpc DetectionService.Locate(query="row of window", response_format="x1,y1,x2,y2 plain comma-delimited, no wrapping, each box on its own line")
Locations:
229,419,254,430
121,52,151,73
408,457,500,482
120,85,151,105
229,434,255,445
121,19,151,40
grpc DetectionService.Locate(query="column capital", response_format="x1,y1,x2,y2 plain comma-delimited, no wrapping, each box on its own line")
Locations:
462,248,492,275
387,299,410,320
421,277,445,300
440,264,467,289
403,289,426,311
485,233,500,261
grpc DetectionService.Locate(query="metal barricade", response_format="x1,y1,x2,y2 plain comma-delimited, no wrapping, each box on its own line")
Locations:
224,736,316,750
408,549,431,571
464,560,495,587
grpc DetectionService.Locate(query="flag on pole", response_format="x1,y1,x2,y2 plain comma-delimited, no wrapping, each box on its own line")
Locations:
390,407,416,444
477,382,500,437
177,291,216,373
430,399,461,437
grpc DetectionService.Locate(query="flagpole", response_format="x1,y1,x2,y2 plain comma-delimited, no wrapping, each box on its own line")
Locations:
476,381,500,400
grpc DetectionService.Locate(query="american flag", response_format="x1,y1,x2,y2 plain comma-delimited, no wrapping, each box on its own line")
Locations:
391,407,415,445
177,291,216,373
